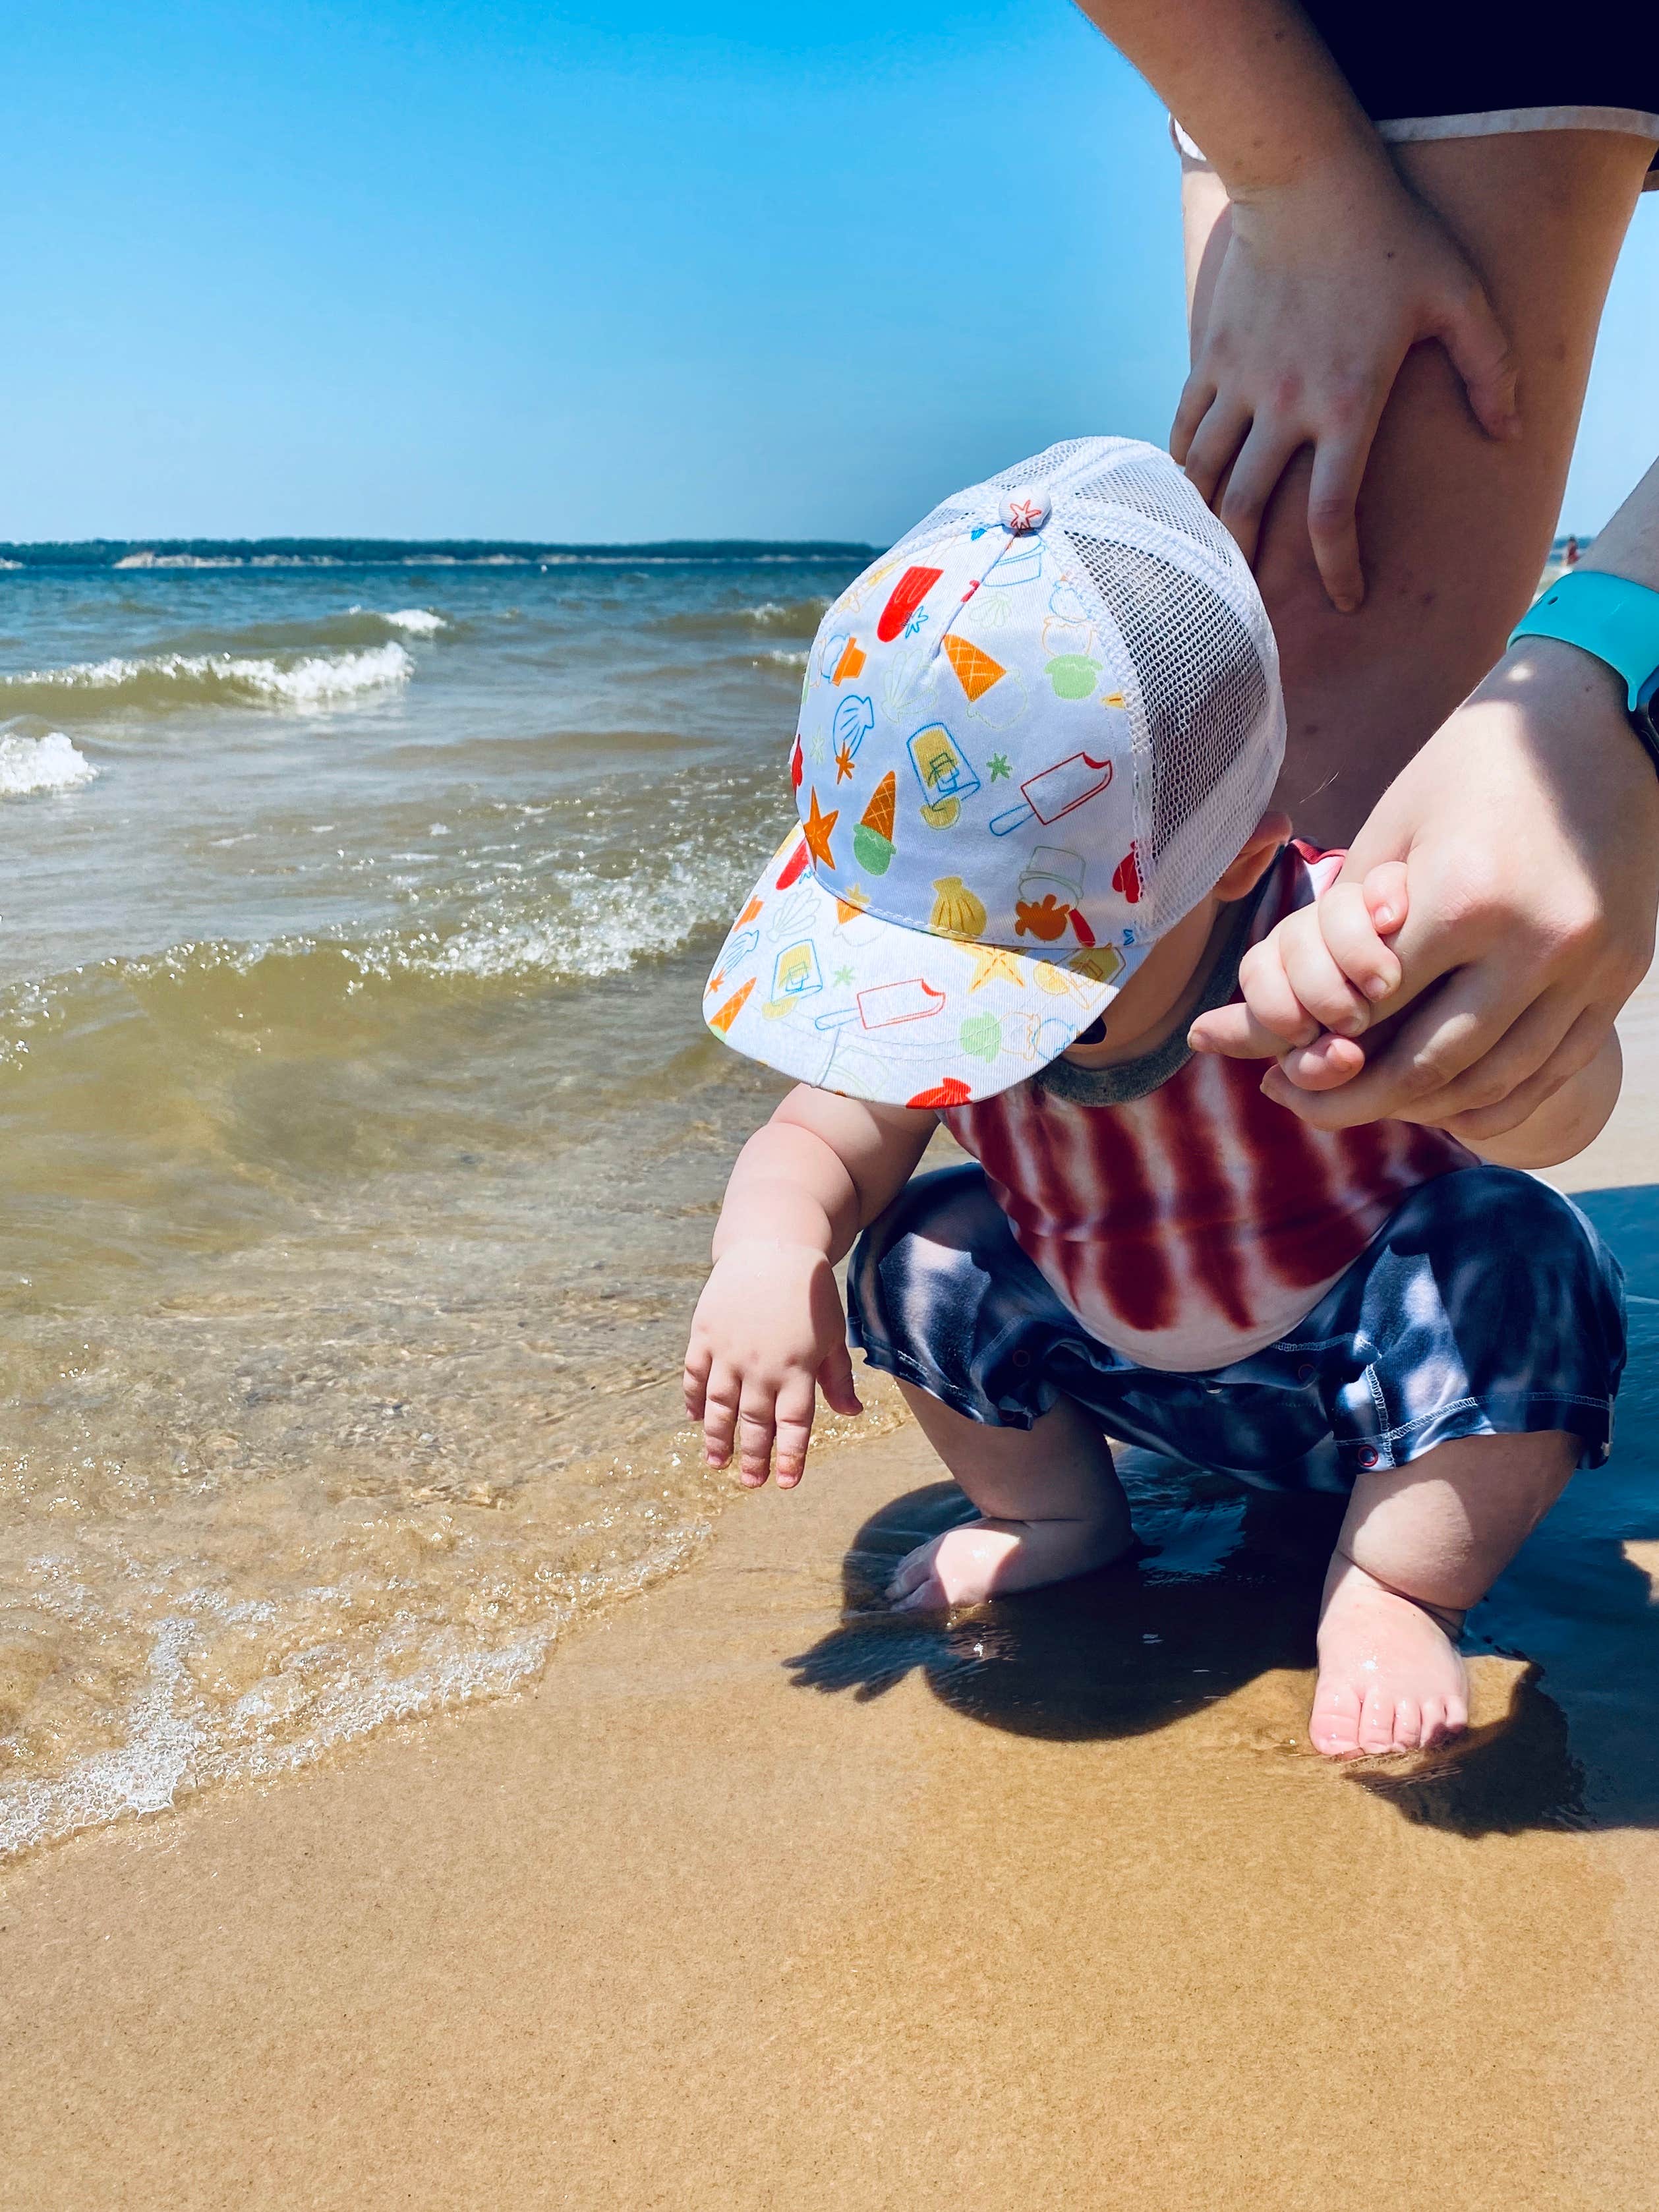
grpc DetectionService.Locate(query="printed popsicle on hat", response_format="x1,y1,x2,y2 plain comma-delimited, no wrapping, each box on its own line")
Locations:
701,437,1287,1108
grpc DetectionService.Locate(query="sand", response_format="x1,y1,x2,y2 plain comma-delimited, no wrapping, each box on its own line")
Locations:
4,989,1659,2208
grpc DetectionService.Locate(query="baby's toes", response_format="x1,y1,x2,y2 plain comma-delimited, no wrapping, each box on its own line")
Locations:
1418,1693,1467,1749
1389,1693,1422,1751
1308,1678,1364,1757
885,1540,938,1602
1356,1683,1399,1756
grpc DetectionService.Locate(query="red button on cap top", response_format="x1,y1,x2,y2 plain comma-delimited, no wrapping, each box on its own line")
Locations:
999,488,1051,535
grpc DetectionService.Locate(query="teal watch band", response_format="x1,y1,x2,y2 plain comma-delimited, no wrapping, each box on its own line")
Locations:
1509,568,1659,772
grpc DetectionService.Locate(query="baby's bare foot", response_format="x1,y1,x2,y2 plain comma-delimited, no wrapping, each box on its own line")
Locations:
887,1515,1130,1612
1310,1556,1469,1758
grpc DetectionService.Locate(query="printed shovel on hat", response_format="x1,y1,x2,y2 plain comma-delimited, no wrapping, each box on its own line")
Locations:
703,438,1285,1108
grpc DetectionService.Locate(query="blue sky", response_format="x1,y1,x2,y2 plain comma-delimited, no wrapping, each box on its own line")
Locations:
3,0,1654,543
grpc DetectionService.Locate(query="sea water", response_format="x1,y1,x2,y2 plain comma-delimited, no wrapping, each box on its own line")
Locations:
0,541,896,1857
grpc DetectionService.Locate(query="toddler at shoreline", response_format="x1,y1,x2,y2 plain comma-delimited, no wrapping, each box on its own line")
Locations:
685,440,1625,1758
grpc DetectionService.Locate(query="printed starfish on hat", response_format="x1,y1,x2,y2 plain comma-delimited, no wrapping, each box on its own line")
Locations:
801,787,839,869
1004,496,1045,532
834,742,856,782
966,943,1025,991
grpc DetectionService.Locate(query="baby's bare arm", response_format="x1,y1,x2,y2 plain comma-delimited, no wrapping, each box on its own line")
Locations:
686,1088,933,1489
713,1086,933,1266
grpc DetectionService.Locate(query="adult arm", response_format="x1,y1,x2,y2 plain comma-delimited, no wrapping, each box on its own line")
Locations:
1075,0,1519,606
1191,454,1659,1137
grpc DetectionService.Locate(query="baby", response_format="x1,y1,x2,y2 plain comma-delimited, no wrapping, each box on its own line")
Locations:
685,440,1626,1758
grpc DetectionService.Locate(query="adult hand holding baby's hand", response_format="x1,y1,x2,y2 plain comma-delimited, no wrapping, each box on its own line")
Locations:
1190,637,1659,1140
1190,859,1408,1091
682,1241,861,1490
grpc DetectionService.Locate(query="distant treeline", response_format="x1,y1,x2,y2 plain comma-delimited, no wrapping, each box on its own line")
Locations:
0,538,879,570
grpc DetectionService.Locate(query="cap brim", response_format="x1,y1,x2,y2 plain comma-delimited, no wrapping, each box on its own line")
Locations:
703,826,1148,1107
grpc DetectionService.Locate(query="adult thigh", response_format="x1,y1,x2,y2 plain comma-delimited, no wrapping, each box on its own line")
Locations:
1184,132,1654,846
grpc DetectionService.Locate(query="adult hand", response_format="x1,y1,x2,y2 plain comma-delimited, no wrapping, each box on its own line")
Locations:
1190,637,1659,1141
1174,160,1520,611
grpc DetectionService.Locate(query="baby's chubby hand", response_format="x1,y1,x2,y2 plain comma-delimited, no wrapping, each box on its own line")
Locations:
682,1240,863,1489
1188,861,1409,1092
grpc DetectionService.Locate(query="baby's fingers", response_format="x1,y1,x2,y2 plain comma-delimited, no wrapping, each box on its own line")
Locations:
1236,932,1324,1047
1362,860,1409,935
736,1384,780,1488
1275,906,1374,1039
1188,1000,1304,1061
817,1338,863,1420
700,1364,741,1469
682,1340,711,1424
1316,881,1401,1004
1266,1032,1369,1093
772,1372,818,1490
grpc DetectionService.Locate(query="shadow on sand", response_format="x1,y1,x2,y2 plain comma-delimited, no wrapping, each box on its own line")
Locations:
790,1184,1659,1837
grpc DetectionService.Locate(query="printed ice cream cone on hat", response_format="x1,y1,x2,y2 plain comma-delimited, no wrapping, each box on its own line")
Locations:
852,771,897,875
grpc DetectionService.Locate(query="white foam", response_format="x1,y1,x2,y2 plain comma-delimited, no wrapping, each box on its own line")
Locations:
0,1526,707,1861
0,1615,200,1859
353,606,447,635
0,730,98,796
0,643,414,710
113,551,345,569
413,842,760,986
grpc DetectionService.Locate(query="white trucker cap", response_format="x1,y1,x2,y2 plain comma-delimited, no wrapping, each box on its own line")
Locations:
703,436,1285,1107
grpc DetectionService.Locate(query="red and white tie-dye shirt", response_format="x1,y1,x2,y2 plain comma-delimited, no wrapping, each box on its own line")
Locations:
941,844,1473,1372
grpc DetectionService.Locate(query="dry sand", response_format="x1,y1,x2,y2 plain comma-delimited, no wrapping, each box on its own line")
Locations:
4,990,1659,2209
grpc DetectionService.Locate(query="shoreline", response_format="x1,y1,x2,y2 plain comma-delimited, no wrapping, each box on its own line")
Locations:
3,1414,1657,2207
3,983,1657,2203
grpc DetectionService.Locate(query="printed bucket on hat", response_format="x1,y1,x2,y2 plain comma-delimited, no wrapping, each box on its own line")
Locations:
703,437,1285,1108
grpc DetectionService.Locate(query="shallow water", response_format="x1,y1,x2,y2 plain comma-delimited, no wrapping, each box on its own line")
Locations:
0,546,894,1856
3,547,1654,1869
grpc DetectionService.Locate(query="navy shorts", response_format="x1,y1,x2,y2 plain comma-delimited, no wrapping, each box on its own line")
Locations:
848,1164,1626,1488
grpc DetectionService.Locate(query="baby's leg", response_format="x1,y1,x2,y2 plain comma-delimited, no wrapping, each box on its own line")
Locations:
1310,1431,1577,1757
887,1384,1133,1611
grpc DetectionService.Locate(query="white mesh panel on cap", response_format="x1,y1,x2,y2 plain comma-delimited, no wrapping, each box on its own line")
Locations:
883,501,981,566
1070,448,1242,566
983,438,1099,490
1064,525,1283,933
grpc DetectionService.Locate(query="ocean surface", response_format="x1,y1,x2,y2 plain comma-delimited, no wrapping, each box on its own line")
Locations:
0,540,910,1859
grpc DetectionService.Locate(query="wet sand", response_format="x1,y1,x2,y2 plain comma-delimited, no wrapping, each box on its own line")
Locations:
5,991,1659,2206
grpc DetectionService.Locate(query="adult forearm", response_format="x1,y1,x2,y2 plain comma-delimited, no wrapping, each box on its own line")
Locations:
1456,451,1659,768
1583,455,1659,590
1072,0,1387,196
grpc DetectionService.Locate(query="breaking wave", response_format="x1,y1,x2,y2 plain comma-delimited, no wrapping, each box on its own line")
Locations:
0,643,415,717
0,729,98,796
353,606,447,635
